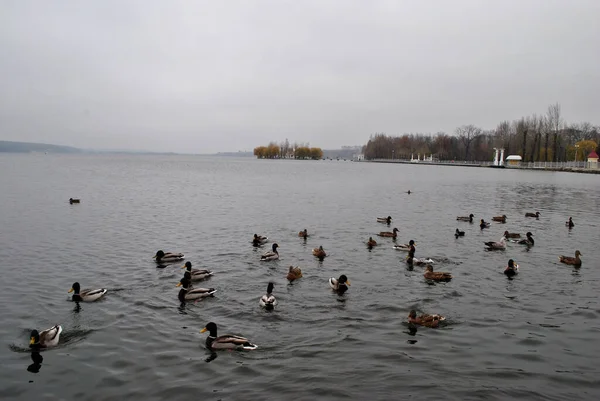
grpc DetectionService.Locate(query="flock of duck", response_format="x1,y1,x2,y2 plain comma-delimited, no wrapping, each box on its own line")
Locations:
28,204,582,351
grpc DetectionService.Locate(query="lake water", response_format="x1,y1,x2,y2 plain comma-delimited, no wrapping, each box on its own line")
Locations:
1,154,599,401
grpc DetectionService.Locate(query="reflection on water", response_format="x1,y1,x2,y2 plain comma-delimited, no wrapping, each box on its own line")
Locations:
27,351,43,373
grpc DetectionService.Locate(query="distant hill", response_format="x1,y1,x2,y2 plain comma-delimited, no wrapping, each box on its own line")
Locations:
0,140,82,153
215,151,254,157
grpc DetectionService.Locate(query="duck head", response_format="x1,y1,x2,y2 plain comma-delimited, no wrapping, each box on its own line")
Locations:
508,259,515,268
393,228,399,233
469,214,474,218
69,282,81,295
266,282,274,294
272,243,279,252
182,261,192,271
526,232,533,238
409,240,415,245
575,250,582,257
29,330,40,346
338,274,350,286
200,322,218,337
408,310,417,319
155,250,165,259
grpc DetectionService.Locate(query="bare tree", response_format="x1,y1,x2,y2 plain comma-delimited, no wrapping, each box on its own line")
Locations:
455,125,482,161
517,118,527,160
547,103,562,162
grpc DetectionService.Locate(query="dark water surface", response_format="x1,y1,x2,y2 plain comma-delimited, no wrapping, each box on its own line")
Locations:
1,154,599,401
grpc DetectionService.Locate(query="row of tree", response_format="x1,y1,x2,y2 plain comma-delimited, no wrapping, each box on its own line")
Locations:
253,140,323,160
363,103,600,162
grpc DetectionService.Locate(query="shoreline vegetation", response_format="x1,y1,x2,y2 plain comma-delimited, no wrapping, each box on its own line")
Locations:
253,140,323,160
362,103,599,163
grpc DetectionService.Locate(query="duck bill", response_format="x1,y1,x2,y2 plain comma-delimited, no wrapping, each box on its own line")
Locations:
29,337,35,345
180,265,186,269
176,282,182,287
346,280,351,286
200,328,207,333
68,288,74,293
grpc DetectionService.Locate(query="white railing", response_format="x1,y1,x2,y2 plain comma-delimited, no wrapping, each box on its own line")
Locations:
370,158,599,170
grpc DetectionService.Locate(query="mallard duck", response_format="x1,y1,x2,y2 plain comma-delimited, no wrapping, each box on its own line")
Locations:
492,215,507,223
378,227,399,238
312,246,327,259
408,310,445,328
480,220,490,229
30,325,62,348
298,229,309,238
176,277,216,302
525,211,540,218
407,256,434,266
504,259,519,277
69,198,80,204
456,214,474,222
200,322,258,351
259,282,277,310
252,234,269,246
559,250,582,267
516,232,534,246
503,230,521,239
424,265,452,281
329,274,350,294
394,240,415,251
260,243,279,261
68,282,107,302
377,216,392,224
454,229,465,238
566,217,574,228
484,237,506,250
181,261,213,281
286,266,303,281
154,250,184,263
367,237,377,247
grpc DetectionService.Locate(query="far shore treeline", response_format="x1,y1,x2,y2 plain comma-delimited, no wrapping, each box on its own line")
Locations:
363,103,600,162
254,140,323,160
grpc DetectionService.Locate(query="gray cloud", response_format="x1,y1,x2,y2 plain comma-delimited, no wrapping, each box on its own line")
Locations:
1,0,599,153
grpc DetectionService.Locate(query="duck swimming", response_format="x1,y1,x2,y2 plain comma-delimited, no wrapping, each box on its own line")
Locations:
329,274,350,294
30,325,62,349
69,198,80,204
260,243,279,261
394,240,415,252
181,261,213,281
492,215,507,223
286,266,303,281
566,217,574,228
259,282,277,310
503,230,521,239
200,322,258,351
176,277,216,302
298,229,309,238
424,265,452,282
377,216,392,225
367,237,377,247
408,310,445,328
378,227,399,238
559,250,582,267
455,229,465,238
312,246,327,259
456,214,474,222
68,282,107,302
516,232,534,246
525,211,540,218
252,234,269,246
480,219,490,229
504,259,519,277
154,250,184,263
484,237,507,251
407,256,434,266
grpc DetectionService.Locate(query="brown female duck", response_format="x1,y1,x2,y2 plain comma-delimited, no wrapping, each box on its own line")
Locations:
559,250,582,267
378,227,399,238
424,265,452,282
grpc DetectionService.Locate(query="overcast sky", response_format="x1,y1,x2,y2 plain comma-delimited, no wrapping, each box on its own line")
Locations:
1,1,599,153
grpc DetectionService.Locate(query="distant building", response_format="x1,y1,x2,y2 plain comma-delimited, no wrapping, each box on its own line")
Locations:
588,151,599,168
505,155,522,166
353,153,365,161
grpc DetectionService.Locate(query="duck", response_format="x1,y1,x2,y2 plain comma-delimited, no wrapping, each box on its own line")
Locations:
408,310,445,328
503,230,521,239
30,325,62,349
516,232,534,246
394,240,415,251
454,229,465,238
566,217,574,228
378,227,399,238
367,237,377,247
424,265,452,282
492,215,507,223
407,256,434,266
154,250,185,263
456,214,474,222
329,274,350,294
69,198,80,204
176,277,216,302
259,282,277,310
558,250,582,267
181,261,213,281
480,219,490,229
298,229,309,238
525,211,540,218
484,237,507,251
504,259,519,277
377,216,392,224
312,246,327,259
68,282,107,302
252,234,269,246
286,266,303,281
200,322,258,351
260,243,279,261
